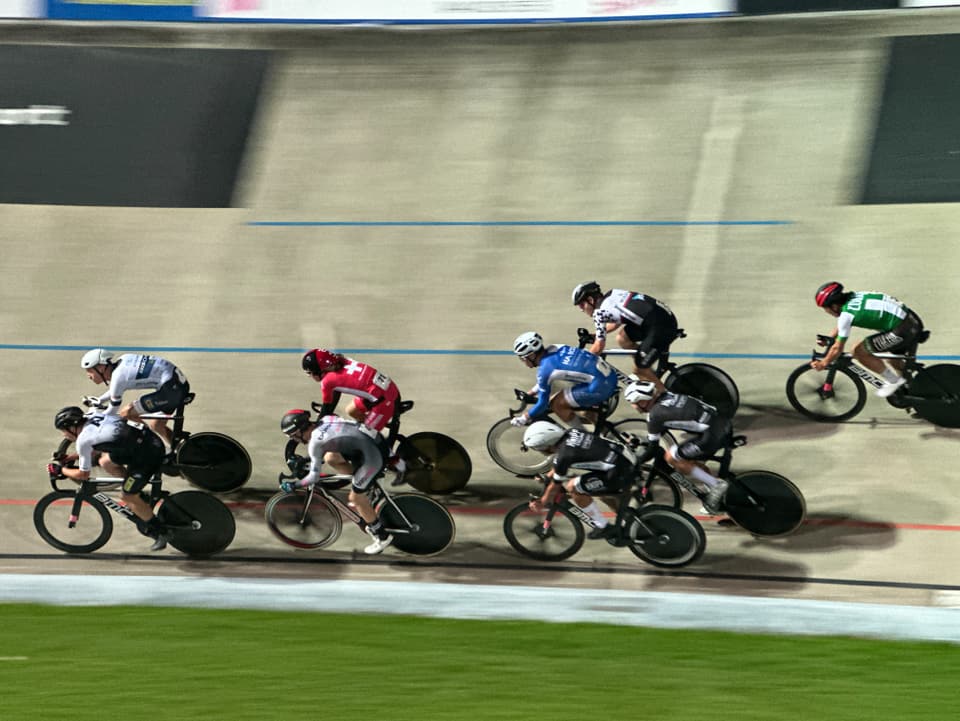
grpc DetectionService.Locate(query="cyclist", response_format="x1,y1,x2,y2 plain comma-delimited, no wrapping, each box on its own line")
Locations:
47,406,169,551
81,348,190,450
523,421,638,540
301,349,400,432
571,281,679,392
279,409,394,554
623,378,730,514
812,282,925,398
509,331,619,429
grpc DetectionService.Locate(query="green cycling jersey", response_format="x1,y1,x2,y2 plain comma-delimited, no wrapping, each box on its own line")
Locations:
836,292,908,341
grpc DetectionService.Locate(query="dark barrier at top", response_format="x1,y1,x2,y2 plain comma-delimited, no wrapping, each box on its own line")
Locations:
0,45,268,207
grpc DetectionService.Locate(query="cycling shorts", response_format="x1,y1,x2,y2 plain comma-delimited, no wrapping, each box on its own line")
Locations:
564,372,619,410
864,311,923,355
624,305,679,370
351,383,400,432
133,377,190,415
673,418,732,462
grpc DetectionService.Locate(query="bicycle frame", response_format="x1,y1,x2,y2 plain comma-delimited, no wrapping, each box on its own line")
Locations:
812,335,930,396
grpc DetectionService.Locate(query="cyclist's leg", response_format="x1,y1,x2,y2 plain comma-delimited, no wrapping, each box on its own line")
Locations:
131,378,190,449
567,472,622,536
345,443,392,550
560,374,619,425
665,421,731,508
629,310,677,392
359,384,399,433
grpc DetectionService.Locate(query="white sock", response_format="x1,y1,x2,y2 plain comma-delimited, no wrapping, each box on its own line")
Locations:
689,465,721,489
583,501,608,527
881,368,901,384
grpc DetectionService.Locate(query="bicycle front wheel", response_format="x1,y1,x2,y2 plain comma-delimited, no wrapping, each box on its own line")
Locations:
175,432,252,493
33,490,113,554
380,494,455,556
666,363,740,417
264,491,342,550
158,491,236,556
909,364,960,428
398,432,472,494
723,471,806,537
785,364,866,422
627,505,705,568
486,417,552,477
502,501,585,562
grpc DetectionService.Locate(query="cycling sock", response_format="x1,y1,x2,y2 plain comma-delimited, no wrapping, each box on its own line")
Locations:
367,519,388,538
881,368,901,384
690,465,721,488
583,501,608,527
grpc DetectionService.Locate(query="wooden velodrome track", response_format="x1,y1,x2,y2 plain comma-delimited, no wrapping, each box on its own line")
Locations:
2,10,960,612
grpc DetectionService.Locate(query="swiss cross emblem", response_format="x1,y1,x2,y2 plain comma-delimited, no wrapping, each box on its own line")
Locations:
344,360,364,376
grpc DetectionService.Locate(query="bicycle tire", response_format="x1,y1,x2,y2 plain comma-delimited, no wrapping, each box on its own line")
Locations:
908,364,960,428
604,418,648,447
627,504,705,568
666,363,740,417
785,363,867,423
502,501,585,562
175,432,252,493
33,490,113,554
158,491,236,556
398,432,472,494
486,417,552,477
379,494,455,556
264,490,342,550
723,470,806,537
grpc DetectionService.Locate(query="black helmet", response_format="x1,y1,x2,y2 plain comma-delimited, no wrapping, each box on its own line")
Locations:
280,409,312,435
54,406,86,430
572,281,602,306
815,281,845,308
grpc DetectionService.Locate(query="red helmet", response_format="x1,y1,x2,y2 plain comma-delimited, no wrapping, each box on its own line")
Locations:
301,348,344,375
815,282,845,308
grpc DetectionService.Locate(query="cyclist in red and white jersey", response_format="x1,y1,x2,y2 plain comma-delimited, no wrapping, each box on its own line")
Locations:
301,349,401,432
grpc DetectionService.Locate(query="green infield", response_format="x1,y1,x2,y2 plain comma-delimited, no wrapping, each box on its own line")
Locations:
0,603,955,721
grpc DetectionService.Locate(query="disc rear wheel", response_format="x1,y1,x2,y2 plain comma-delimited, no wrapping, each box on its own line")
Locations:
398,432,472,494
723,471,805,537
158,491,236,556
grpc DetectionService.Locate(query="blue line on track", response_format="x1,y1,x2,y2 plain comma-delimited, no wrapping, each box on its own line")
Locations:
248,220,794,227
4,344,959,362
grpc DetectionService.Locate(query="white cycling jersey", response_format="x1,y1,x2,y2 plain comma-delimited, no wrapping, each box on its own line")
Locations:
95,354,185,413
74,413,137,472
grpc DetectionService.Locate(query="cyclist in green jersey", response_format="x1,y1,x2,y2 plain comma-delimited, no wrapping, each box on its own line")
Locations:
812,282,925,398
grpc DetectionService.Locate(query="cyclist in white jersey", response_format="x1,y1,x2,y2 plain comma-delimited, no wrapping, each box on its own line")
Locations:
812,282,925,398
81,348,190,448
48,406,169,551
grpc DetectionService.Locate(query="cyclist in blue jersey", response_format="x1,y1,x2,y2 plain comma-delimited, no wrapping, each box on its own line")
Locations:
509,331,619,428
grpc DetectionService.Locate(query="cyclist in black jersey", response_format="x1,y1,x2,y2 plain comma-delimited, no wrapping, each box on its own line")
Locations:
624,378,731,513
572,281,679,392
522,421,638,539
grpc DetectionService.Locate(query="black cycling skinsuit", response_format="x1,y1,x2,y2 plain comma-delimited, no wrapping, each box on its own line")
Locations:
646,392,731,461
552,427,637,495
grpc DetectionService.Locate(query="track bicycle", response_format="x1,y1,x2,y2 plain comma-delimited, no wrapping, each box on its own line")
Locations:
633,434,806,537
265,468,456,556
502,473,706,568
83,392,251,493
576,327,740,417
34,440,236,556
298,397,472,495
785,334,960,427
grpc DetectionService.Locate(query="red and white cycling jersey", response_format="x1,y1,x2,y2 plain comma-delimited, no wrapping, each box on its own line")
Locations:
319,358,400,431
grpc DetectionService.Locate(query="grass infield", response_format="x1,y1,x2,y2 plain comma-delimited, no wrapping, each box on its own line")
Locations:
0,603,955,721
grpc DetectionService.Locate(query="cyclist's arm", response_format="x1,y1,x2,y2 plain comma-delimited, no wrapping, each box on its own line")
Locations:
523,368,552,420
588,310,617,355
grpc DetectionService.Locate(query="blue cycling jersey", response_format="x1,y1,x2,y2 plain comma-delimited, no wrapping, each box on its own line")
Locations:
527,345,617,418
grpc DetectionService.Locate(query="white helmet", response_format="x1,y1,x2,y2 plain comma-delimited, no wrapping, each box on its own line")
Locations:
523,421,565,451
624,379,657,403
513,331,544,358
80,348,115,369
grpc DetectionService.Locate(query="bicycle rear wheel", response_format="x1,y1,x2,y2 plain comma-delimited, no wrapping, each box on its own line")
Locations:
627,505,705,568
785,364,867,422
502,501,585,562
486,417,552,477
158,491,236,556
379,494,455,555
33,490,113,554
264,490,342,550
666,363,740,417
909,364,960,428
398,432,472,494
723,471,806,537
175,432,252,493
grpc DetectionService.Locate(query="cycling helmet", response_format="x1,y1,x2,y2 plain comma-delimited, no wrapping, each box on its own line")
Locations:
572,281,602,306
301,348,344,375
815,281,845,308
624,379,657,404
523,421,565,451
513,331,544,358
54,406,86,430
80,348,115,369
280,409,312,435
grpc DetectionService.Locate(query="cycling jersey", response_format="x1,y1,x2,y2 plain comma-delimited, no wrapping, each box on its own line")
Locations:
304,415,388,491
552,427,637,483
95,354,188,414
75,413,165,479
318,358,399,431
592,289,675,344
646,392,731,462
527,345,619,418
836,292,910,342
